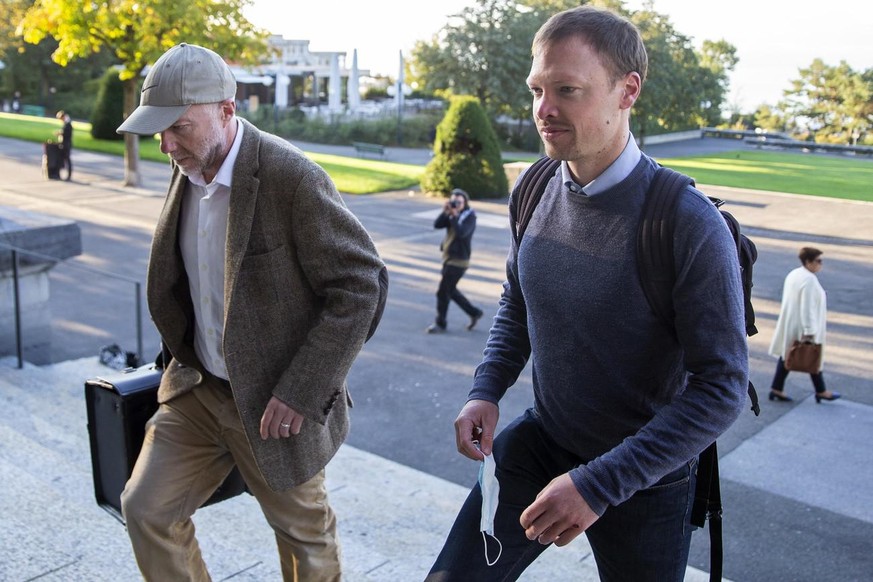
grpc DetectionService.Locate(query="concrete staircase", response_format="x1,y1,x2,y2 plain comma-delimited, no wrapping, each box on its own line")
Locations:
0,358,613,581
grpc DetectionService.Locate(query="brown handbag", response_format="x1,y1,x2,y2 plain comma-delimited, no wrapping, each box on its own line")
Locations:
785,340,822,373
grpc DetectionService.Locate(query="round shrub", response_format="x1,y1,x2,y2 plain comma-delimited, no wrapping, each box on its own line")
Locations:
420,95,508,199
90,67,126,141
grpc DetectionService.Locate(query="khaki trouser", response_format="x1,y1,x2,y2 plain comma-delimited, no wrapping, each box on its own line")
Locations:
121,379,342,582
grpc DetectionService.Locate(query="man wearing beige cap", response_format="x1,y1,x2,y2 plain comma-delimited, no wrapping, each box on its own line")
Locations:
117,43,385,581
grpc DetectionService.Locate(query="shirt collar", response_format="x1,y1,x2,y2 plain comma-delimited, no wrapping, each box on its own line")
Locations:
188,117,243,190
213,118,243,189
561,133,641,196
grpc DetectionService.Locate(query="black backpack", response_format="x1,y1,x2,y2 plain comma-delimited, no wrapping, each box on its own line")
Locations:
511,156,760,582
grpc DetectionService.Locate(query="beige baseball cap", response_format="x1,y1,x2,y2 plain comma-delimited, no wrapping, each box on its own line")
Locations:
117,43,237,135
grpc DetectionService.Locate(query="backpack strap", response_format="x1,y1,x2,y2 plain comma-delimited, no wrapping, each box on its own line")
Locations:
692,442,724,582
724,209,760,338
510,157,561,244
747,380,760,416
639,167,730,582
636,166,692,325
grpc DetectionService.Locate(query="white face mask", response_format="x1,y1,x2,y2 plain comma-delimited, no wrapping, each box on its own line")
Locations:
478,452,502,566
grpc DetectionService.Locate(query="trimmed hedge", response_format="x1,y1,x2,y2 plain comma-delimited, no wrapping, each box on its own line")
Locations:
420,95,508,199
90,67,125,141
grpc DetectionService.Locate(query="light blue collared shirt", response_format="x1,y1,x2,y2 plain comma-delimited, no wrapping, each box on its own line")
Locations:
560,133,642,196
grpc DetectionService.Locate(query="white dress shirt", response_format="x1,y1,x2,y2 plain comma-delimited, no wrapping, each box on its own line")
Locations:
179,118,243,380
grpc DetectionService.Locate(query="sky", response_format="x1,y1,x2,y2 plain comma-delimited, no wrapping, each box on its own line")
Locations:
243,0,873,112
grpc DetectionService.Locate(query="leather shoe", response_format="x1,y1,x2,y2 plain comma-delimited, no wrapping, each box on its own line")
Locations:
815,391,841,403
467,312,483,331
426,324,446,334
768,390,793,402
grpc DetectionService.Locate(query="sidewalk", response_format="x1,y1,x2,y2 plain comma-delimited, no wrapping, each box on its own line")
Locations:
1,135,872,581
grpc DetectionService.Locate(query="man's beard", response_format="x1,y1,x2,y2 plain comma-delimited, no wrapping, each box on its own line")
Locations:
173,130,224,179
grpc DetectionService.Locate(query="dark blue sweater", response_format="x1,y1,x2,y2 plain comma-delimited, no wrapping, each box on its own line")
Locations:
470,155,748,515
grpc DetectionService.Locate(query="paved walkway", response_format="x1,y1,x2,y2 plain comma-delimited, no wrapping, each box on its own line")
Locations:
1,135,872,581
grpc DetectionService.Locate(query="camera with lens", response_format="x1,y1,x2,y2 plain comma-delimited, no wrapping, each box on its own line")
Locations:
450,200,460,208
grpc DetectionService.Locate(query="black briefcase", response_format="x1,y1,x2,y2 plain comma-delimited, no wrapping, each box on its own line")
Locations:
84,363,248,523
42,141,62,180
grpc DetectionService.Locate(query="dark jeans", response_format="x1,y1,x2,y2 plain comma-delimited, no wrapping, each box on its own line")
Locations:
61,149,72,180
435,263,480,328
426,409,696,582
771,357,827,393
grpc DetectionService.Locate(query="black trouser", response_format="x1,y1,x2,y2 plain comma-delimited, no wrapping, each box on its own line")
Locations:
771,357,827,393
435,263,479,328
61,148,72,180
426,409,696,582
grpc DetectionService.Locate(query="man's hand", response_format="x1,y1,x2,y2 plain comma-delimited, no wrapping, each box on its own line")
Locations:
259,396,304,440
519,473,600,547
454,399,499,460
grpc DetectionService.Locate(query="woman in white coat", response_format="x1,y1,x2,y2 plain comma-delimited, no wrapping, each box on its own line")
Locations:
768,247,841,403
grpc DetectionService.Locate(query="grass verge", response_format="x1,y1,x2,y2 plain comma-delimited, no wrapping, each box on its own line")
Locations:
2,112,870,200
0,112,424,195
658,150,873,202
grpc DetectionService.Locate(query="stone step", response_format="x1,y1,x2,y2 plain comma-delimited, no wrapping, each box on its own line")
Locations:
0,360,97,466
0,454,142,581
1,357,711,581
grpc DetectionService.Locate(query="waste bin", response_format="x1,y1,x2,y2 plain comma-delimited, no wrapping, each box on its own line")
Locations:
43,141,62,180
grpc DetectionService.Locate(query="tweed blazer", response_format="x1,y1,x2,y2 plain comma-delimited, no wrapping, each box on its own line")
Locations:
147,118,384,491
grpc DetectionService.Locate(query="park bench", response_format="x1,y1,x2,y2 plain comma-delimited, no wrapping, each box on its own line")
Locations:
21,104,46,117
352,142,386,159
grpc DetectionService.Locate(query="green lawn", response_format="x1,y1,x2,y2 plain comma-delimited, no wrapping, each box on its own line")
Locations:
0,112,424,195
2,112,871,200
657,151,873,202
504,148,873,202
312,153,425,194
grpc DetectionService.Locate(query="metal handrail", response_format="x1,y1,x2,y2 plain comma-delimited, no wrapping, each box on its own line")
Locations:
0,241,143,369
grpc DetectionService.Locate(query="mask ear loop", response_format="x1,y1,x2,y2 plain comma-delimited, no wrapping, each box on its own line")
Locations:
481,531,503,566
473,439,502,565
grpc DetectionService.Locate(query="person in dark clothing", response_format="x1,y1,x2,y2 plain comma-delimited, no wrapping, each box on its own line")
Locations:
426,6,747,582
56,111,73,181
427,188,484,334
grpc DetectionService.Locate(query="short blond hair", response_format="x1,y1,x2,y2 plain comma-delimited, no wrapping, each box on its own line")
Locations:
532,5,648,86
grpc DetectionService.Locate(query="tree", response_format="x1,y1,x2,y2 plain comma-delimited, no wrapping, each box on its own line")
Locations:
17,0,269,186
630,7,736,145
1,36,116,119
780,59,872,145
409,0,737,148
90,66,125,140
753,104,786,133
696,39,738,126
1,0,33,60
408,0,575,123
421,95,508,199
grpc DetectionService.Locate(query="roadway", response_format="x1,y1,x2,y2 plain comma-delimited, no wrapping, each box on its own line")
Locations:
0,135,871,580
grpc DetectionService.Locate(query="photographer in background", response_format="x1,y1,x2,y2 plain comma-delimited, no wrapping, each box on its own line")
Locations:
427,188,484,334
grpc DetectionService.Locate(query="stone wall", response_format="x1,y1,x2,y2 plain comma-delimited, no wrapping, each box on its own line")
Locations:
0,207,81,365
